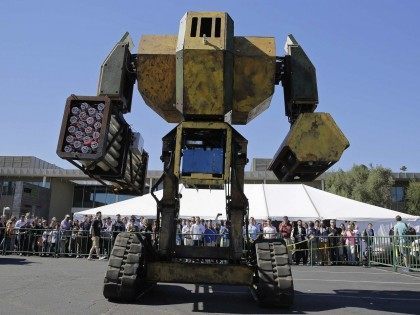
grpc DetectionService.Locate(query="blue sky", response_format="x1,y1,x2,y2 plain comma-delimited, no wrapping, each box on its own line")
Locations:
0,1,419,172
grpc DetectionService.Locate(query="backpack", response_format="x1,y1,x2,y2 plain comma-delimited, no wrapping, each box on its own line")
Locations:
403,223,416,236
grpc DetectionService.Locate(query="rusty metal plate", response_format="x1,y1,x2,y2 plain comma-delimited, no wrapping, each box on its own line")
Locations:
287,113,349,161
177,49,228,117
232,36,276,124
137,35,182,123
146,262,254,286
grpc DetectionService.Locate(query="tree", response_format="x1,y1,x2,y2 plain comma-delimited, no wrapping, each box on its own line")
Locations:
364,166,394,208
325,164,394,208
405,181,420,216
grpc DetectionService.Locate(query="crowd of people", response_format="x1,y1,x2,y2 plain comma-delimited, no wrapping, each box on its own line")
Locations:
249,216,376,266
0,212,154,259
0,212,416,267
175,216,379,266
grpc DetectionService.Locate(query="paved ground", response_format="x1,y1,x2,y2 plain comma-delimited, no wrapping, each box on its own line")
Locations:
0,256,419,315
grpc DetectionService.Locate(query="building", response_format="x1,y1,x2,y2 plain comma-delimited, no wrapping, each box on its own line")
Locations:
0,156,418,219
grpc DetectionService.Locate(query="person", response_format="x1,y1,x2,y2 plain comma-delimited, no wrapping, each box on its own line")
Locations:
362,223,374,264
79,215,91,255
60,214,72,256
0,216,16,254
306,221,320,265
141,218,153,244
111,214,126,241
353,224,361,262
122,216,128,229
191,217,203,246
41,220,50,256
180,219,188,246
50,222,59,256
15,214,27,253
138,216,145,231
130,215,140,231
328,219,340,265
319,222,329,265
21,213,33,255
126,217,138,232
345,222,356,264
248,217,259,242
219,220,230,247
292,219,307,265
263,218,277,239
204,223,217,247
279,216,292,240
339,223,348,262
182,220,192,246
102,217,113,258
0,216,5,247
87,211,105,260
31,218,43,255
393,215,409,270
198,218,206,244
175,219,182,246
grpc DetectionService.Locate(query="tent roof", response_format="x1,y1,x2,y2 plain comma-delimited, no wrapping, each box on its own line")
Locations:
73,184,419,222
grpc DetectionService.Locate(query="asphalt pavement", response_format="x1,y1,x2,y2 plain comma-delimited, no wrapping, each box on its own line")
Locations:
0,255,419,314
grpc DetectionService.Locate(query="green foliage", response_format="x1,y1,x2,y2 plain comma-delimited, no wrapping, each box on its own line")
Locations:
405,181,420,215
325,164,394,208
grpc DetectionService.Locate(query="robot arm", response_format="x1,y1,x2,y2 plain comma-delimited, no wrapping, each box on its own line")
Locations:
275,35,318,124
56,33,148,195
269,35,349,182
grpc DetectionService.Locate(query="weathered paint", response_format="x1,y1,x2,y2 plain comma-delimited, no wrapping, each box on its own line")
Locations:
232,36,276,124
137,35,182,123
146,262,254,285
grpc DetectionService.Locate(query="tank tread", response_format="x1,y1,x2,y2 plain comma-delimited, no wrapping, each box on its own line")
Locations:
103,232,149,302
254,240,294,307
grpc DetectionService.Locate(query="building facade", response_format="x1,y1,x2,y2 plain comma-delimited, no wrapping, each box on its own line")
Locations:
0,156,418,219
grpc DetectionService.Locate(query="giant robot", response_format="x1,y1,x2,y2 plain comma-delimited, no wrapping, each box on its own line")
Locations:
57,12,349,307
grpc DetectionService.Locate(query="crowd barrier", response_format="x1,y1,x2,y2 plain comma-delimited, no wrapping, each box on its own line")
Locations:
1,227,418,272
177,232,420,271
0,228,113,258
368,235,420,272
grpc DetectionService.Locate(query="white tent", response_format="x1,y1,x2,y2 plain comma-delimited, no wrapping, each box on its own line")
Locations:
74,184,420,234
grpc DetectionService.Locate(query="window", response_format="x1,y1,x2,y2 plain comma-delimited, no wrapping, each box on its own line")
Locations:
200,18,212,37
94,186,116,207
181,128,225,177
215,18,221,37
23,187,32,194
116,194,136,202
1,181,15,196
73,186,84,208
190,17,198,37
391,186,404,202
73,185,129,208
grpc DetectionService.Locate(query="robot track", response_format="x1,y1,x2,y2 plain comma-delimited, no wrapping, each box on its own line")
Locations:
253,240,294,307
103,232,152,302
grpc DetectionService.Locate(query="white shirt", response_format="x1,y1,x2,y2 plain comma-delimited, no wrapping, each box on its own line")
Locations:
263,226,277,239
182,225,191,236
104,222,113,232
15,219,26,229
191,223,203,241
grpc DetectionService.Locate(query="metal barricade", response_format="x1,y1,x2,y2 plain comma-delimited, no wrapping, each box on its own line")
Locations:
369,235,420,272
1,224,418,273
177,232,231,247
0,227,113,258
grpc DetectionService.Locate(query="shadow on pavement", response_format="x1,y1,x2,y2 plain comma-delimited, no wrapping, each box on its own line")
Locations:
135,284,420,314
0,257,35,265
